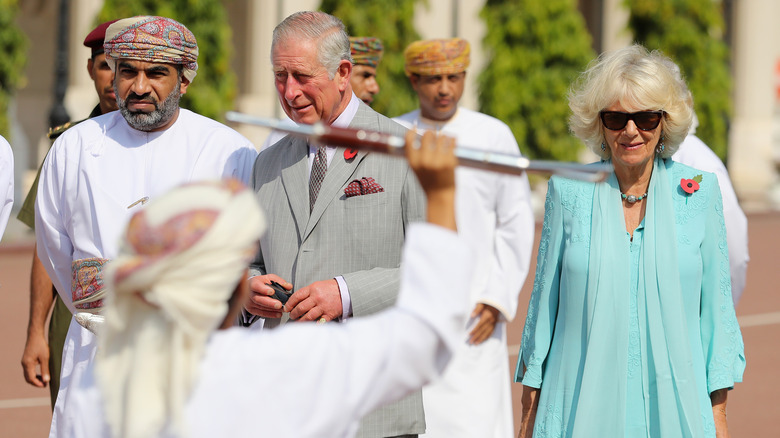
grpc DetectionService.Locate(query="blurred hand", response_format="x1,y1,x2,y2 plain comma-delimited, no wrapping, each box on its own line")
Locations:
245,274,292,319
405,129,457,196
404,129,457,231
468,303,501,345
285,279,342,323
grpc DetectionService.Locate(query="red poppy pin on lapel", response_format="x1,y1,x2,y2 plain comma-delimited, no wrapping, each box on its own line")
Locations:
680,175,702,204
344,148,357,161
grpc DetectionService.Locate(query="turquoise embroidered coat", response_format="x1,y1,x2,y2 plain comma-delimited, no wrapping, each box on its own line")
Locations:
515,159,745,437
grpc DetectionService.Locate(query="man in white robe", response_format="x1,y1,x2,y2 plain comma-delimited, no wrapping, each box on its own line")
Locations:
34,16,256,437
394,38,535,438
66,130,468,438
0,135,12,241
21,20,120,408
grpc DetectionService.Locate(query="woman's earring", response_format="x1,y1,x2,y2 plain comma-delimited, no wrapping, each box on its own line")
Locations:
656,133,665,155
601,142,606,152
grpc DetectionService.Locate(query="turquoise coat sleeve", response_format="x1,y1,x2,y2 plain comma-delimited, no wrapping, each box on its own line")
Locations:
697,175,746,393
515,177,564,388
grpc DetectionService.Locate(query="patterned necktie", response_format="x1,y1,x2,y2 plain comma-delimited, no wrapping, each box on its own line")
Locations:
309,146,328,212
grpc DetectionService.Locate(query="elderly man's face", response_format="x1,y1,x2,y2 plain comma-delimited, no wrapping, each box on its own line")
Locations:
114,59,190,132
272,38,351,125
410,72,466,122
87,53,117,114
350,65,379,105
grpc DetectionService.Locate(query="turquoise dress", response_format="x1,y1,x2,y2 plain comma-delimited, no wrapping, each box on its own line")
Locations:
515,158,745,437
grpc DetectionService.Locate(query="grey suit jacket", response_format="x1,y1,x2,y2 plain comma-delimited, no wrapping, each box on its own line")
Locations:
249,101,427,437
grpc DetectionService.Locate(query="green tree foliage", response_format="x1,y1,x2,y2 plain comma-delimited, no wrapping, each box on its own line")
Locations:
627,0,731,160
320,0,422,117
0,0,27,138
479,0,595,160
97,0,235,121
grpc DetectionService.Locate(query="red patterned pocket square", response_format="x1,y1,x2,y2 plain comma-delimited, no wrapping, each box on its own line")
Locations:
344,177,385,197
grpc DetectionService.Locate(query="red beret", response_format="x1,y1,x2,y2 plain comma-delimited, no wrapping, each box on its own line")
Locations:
83,19,119,56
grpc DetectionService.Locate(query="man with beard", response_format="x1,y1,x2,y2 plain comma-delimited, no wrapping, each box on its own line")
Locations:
34,16,256,437
20,20,118,409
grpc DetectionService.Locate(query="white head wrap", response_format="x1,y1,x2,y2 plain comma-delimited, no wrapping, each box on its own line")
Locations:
95,179,265,438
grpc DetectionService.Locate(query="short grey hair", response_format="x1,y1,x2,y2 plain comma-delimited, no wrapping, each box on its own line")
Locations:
568,45,694,159
271,11,352,79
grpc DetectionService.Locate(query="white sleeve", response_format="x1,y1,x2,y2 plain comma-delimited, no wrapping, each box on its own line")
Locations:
0,136,13,241
34,140,74,303
321,223,474,414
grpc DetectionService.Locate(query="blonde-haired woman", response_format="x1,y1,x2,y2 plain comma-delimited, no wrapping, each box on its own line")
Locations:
515,45,745,437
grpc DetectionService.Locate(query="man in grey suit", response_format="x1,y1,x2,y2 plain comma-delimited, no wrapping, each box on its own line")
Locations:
243,11,427,438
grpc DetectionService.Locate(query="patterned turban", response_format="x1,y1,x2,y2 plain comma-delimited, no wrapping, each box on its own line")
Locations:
350,37,384,68
104,16,199,82
96,179,265,438
404,38,470,77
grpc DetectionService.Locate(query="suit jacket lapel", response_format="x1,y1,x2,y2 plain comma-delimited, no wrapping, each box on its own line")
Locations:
303,103,376,239
280,136,310,237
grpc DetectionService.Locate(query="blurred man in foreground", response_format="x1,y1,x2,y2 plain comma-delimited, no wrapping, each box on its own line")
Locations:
68,130,468,438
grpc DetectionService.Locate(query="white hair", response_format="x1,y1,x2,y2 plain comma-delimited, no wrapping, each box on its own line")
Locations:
568,45,694,159
271,11,352,79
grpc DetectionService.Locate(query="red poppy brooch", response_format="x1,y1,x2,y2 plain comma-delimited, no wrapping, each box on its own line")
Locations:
680,174,702,203
344,148,357,161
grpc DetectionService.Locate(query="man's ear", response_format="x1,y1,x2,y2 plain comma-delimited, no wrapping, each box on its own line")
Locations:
87,58,96,80
336,60,352,92
409,74,420,92
179,75,191,95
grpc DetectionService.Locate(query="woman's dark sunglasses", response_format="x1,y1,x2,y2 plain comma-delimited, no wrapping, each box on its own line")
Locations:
599,111,664,131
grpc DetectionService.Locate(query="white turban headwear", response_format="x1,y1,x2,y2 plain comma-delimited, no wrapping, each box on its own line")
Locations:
95,179,265,438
